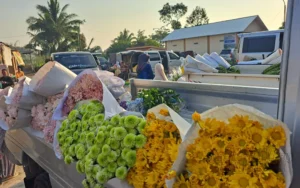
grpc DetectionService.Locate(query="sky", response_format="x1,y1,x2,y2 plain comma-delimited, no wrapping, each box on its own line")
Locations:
0,0,286,50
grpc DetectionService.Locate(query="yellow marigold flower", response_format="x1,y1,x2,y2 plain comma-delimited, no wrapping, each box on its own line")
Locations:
228,115,252,131
197,137,213,152
259,170,279,187
232,154,251,170
202,174,221,188
254,145,278,165
165,170,176,180
213,137,227,152
187,161,211,179
229,172,257,188
250,120,263,129
146,112,156,121
159,108,169,116
173,174,191,188
145,171,160,186
192,111,201,122
247,127,268,148
220,182,230,188
267,126,286,149
231,135,252,151
210,153,228,168
189,174,200,187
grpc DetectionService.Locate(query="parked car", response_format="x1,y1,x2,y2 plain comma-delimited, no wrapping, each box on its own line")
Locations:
51,52,99,74
237,29,284,62
220,49,235,62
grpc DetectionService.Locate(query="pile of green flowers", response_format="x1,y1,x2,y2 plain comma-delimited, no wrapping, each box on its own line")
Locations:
57,100,147,188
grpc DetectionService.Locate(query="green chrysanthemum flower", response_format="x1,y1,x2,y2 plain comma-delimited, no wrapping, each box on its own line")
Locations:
96,170,109,183
68,144,76,157
137,119,146,133
107,151,118,162
123,134,136,148
60,119,69,131
102,120,109,126
76,161,84,174
88,116,95,126
110,115,121,126
82,113,92,122
102,144,111,155
86,132,95,145
68,109,79,122
94,114,105,125
90,145,101,158
127,128,137,135
86,174,96,187
92,165,102,177
85,158,94,172
117,157,126,166
113,127,127,141
98,126,106,132
97,153,108,167
57,132,65,145
79,132,87,143
89,126,97,132
64,155,73,165
107,163,117,173
104,138,111,145
115,166,128,180
95,131,106,144
70,122,77,132
115,149,121,156
119,117,125,126
65,136,73,146
94,184,104,188
135,134,147,148
64,130,73,137
110,128,115,138
75,143,84,153
78,103,88,115
124,115,139,129
121,148,131,159
106,124,113,131
81,121,89,131
125,150,137,165
109,138,120,150
90,100,105,113
72,131,79,141
82,179,89,188
76,146,86,160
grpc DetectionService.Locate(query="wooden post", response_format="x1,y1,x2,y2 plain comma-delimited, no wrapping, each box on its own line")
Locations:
184,39,186,51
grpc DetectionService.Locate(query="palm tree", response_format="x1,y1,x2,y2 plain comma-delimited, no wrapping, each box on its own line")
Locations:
26,0,84,54
113,29,135,43
86,38,102,53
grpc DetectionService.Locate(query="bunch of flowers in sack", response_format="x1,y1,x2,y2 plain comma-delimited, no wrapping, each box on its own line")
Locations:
62,73,103,115
172,112,286,188
57,100,147,188
0,87,11,122
31,93,63,131
126,109,181,188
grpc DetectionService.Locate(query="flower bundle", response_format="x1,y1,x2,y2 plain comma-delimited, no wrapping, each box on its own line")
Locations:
126,109,182,188
62,73,103,115
57,100,146,188
172,112,287,188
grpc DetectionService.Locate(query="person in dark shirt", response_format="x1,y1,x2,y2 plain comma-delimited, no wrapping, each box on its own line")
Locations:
0,69,14,89
137,54,154,79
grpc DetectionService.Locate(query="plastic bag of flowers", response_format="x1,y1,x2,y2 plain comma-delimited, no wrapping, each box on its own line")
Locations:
6,77,46,110
29,61,76,97
53,99,146,188
53,69,124,121
166,104,292,188
125,104,191,188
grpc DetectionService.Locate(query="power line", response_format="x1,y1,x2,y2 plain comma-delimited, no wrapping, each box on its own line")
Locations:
0,34,28,39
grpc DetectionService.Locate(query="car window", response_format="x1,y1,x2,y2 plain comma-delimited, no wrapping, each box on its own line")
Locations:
168,52,180,60
242,35,276,53
148,53,161,61
220,50,231,54
99,57,107,63
53,54,98,69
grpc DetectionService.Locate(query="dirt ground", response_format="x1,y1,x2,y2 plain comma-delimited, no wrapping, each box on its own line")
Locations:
1,166,25,188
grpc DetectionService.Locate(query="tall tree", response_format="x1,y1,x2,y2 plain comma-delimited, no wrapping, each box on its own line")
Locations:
158,3,188,30
85,37,102,53
113,29,135,43
26,0,84,54
186,6,209,27
150,27,170,42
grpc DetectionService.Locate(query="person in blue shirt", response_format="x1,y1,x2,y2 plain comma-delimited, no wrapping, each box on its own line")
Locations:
137,54,154,79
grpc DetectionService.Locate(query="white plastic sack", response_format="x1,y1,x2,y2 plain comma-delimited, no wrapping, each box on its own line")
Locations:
262,49,283,64
6,77,46,110
186,55,218,73
53,69,124,121
268,55,282,65
0,108,31,130
95,70,125,88
0,87,11,110
29,61,76,97
195,54,219,68
210,52,231,68
203,53,220,67
166,104,292,188
183,67,205,74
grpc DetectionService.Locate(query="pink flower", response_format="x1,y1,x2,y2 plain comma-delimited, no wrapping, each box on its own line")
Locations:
62,74,103,115
11,79,25,105
43,120,56,143
0,109,6,121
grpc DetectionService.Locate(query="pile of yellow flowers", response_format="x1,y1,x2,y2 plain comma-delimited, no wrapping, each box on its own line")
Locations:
127,109,181,188
173,112,286,188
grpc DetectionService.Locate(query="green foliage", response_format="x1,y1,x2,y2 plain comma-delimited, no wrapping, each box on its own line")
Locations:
186,6,209,27
158,3,188,30
217,66,240,74
262,63,281,75
137,88,182,114
150,27,170,42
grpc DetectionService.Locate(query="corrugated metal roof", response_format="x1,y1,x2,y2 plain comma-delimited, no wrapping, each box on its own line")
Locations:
162,15,261,42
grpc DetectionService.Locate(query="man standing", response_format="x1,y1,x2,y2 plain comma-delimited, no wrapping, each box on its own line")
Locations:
15,66,25,79
0,69,14,89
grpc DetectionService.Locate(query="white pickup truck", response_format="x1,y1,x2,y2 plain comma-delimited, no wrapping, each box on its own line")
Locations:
4,1,300,187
